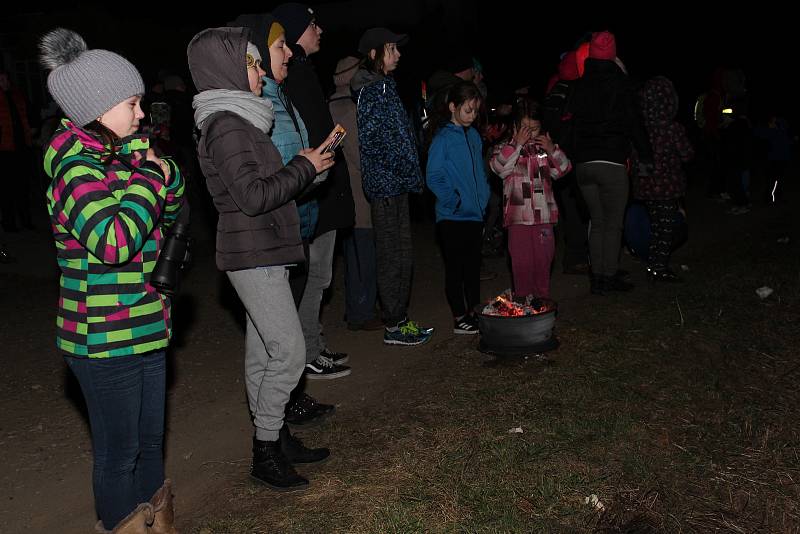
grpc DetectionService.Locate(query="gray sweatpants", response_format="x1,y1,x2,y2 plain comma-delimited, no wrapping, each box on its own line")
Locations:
371,193,413,326
298,230,337,364
227,267,305,442
576,162,629,277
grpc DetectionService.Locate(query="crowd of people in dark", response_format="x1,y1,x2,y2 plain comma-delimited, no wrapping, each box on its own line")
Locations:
0,3,794,531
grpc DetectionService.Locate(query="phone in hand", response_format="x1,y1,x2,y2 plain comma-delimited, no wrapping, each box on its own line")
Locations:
323,124,347,153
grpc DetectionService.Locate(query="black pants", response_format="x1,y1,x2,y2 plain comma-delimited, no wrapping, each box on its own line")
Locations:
554,169,589,268
372,194,413,326
437,220,483,318
644,200,678,271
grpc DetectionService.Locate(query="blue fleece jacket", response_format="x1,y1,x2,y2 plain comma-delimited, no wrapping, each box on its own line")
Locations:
263,77,318,240
425,123,490,222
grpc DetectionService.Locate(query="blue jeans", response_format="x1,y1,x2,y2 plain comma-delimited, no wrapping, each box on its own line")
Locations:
65,351,166,530
343,228,378,326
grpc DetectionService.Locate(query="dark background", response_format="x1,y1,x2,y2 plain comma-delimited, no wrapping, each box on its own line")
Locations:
1,2,791,124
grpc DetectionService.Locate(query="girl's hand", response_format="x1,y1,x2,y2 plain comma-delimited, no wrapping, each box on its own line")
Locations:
134,148,170,183
534,133,555,153
146,148,171,183
513,125,531,147
299,145,335,175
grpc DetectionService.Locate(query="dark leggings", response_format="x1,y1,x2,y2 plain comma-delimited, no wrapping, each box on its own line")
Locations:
437,220,483,317
644,199,678,270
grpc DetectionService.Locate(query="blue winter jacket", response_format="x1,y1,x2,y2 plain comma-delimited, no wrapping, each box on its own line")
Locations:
263,77,318,240
351,69,422,201
426,123,490,222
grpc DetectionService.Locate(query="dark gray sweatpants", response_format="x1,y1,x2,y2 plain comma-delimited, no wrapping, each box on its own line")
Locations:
371,193,413,326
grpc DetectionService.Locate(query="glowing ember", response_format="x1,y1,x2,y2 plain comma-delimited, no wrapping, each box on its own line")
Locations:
482,290,555,317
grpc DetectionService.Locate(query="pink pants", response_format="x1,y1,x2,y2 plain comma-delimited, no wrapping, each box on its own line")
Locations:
508,224,555,298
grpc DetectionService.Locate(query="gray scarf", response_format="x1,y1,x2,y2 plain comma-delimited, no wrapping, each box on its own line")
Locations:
193,89,274,134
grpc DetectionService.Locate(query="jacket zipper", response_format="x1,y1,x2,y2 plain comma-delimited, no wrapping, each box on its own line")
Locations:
463,129,481,213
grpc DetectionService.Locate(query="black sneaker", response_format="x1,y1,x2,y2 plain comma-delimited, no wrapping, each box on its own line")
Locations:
251,438,309,491
285,393,334,427
280,424,330,464
454,316,479,335
319,347,349,365
305,355,351,380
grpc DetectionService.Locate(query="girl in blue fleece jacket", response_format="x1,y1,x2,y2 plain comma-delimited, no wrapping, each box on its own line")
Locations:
426,81,489,334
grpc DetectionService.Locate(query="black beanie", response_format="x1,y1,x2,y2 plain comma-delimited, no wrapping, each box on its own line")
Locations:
272,3,315,45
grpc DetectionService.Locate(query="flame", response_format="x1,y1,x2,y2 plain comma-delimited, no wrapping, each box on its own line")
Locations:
482,291,556,317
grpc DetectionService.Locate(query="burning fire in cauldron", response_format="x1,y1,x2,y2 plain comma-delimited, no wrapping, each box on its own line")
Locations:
476,290,559,355
482,290,556,317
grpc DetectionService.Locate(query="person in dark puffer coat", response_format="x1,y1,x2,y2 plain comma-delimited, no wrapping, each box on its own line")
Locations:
188,25,335,492
567,31,653,294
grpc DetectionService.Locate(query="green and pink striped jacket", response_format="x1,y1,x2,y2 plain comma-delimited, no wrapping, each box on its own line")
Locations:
44,120,185,358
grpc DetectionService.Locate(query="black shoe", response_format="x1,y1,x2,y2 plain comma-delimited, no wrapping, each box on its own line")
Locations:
305,355,351,380
285,393,334,427
319,347,349,365
251,438,309,491
604,275,634,291
280,424,330,464
454,315,480,335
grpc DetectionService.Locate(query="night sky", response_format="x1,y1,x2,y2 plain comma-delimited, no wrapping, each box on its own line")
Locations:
2,2,791,123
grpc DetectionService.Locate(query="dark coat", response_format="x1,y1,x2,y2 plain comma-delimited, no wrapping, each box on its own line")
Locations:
351,69,423,201
636,76,694,200
567,58,652,164
284,45,354,236
188,27,317,271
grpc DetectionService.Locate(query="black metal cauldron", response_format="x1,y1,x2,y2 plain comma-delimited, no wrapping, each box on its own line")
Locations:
475,301,559,356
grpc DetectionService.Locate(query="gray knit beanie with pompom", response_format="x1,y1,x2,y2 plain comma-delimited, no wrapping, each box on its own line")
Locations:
39,28,145,127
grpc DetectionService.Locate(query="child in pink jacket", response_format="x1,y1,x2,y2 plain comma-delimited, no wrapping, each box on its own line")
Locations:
490,100,571,298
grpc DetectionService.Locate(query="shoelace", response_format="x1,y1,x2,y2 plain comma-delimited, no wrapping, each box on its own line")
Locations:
315,355,335,369
320,348,342,358
400,321,421,335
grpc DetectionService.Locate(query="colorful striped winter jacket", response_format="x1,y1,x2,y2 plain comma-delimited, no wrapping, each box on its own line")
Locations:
44,120,185,358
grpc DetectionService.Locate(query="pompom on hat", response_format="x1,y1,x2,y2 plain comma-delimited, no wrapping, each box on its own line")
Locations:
39,28,144,127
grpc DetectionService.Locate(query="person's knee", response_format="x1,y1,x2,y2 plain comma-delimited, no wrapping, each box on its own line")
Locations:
102,445,139,474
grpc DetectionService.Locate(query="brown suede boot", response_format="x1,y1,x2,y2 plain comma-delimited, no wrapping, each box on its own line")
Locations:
149,479,178,534
95,503,154,534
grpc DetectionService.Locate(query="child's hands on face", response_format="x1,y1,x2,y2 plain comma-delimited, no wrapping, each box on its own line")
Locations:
534,132,555,153
513,125,532,147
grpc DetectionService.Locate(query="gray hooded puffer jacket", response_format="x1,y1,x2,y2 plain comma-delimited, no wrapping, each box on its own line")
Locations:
188,26,316,271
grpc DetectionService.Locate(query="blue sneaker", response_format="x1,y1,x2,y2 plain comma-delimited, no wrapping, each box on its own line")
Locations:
383,319,433,346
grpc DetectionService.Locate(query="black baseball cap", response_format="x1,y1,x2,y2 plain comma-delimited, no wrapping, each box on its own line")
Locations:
357,27,409,55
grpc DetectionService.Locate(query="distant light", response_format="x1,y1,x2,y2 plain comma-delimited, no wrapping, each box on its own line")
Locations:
722,108,733,114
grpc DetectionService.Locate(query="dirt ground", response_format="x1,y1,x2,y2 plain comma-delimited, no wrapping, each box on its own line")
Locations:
1,171,798,533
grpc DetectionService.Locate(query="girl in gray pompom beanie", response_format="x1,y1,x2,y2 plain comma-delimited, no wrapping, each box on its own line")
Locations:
38,27,184,534
39,28,145,128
